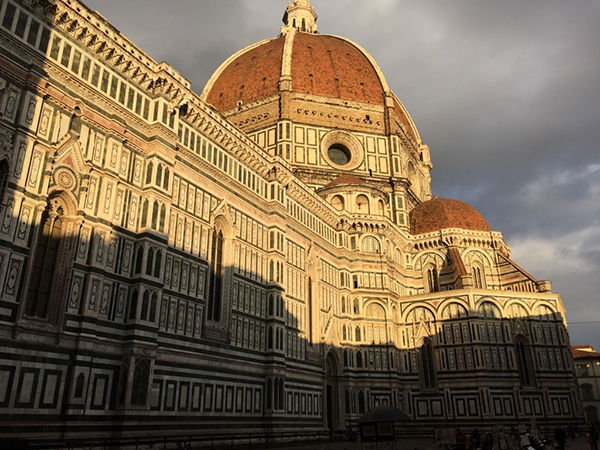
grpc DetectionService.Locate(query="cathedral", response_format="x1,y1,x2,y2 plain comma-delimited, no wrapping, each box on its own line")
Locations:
0,0,583,446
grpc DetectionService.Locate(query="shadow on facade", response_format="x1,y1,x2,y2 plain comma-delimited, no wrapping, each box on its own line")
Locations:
0,1,584,448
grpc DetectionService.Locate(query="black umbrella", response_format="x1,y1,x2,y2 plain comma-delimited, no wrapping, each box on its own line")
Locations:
358,405,411,424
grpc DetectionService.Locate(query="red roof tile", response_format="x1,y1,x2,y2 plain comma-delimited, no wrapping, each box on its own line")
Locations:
410,197,491,235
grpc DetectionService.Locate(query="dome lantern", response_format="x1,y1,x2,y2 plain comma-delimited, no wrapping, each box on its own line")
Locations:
282,0,318,34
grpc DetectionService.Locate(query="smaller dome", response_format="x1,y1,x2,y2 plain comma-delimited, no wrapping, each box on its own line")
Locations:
410,197,491,235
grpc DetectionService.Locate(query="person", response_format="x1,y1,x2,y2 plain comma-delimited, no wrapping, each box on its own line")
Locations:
555,426,567,450
589,424,599,450
456,428,467,450
470,429,481,449
482,433,494,450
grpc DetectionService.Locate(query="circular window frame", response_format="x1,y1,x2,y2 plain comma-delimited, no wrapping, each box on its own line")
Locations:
321,131,364,171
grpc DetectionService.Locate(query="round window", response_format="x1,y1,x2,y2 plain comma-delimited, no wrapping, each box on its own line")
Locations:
328,144,351,166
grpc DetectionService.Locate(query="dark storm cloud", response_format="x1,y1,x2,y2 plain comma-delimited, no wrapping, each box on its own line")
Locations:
83,0,600,346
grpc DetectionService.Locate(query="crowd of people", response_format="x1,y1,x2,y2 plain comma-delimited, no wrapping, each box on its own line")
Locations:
450,422,599,450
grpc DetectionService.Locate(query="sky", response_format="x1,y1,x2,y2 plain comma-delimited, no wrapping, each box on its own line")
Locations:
83,0,600,348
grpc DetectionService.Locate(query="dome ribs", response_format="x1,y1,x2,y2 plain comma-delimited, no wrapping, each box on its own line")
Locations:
291,33,384,103
205,37,285,111
409,198,492,235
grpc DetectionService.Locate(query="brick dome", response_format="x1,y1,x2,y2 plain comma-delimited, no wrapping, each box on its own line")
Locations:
201,1,420,143
203,33,385,111
409,197,492,235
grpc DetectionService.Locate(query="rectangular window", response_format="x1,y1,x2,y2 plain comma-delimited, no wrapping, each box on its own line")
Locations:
168,112,175,128
71,50,81,74
61,42,71,67
118,82,126,104
91,64,100,86
152,101,159,121
38,27,50,53
49,35,61,60
110,77,118,98
161,103,167,124
127,88,135,109
184,128,189,146
2,3,16,31
177,124,183,140
143,98,150,120
100,70,109,93
26,19,39,45
81,57,91,80
14,10,28,38
190,132,195,151
135,93,142,114
286,122,290,139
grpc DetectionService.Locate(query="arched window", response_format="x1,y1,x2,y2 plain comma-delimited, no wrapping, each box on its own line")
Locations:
159,205,166,233
140,200,149,228
420,339,437,390
441,303,468,319
357,351,363,368
377,199,385,215
331,195,344,211
341,296,346,314
163,168,170,189
407,306,435,323
151,201,159,229
301,18,306,31
581,383,594,401
353,298,360,314
267,326,273,349
343,350,348,367
207,229,224,322
478,301,501,318
366,303,386,320
128,289,138,321
134,246,143,275
507,303,528,318
424,265,439,293
268,294,274,316
141,290,150,320
156,164,162,186
149,293,158,322
26,197,66,319
535,304,555,321
361,236,381,253
472,264,485,289
355,194,369,213
515,336,535,387
358,390,365,414
145,162,153,184
355,326,361,342
153,250,162,278
146,248,154,275
130,359,150,406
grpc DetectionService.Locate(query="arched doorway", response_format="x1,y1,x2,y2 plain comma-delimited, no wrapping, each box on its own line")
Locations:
325,352,340,431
